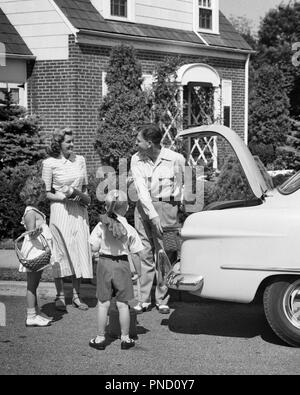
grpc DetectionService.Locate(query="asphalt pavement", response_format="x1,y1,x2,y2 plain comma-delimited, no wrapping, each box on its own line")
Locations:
1,280,300,375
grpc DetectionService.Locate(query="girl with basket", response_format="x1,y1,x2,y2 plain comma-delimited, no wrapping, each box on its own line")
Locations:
17,176,53,327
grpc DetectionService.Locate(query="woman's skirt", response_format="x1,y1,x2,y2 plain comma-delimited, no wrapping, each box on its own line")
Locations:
50,200,93,279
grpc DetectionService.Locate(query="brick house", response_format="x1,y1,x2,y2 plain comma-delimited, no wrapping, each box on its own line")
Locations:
0,9,34,109
0,0,253,171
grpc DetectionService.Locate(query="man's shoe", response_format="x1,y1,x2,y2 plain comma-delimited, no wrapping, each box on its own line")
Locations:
89,338,106,350
121,339,135,350
156,304,170,314
26,315,51,327
133,303,151,314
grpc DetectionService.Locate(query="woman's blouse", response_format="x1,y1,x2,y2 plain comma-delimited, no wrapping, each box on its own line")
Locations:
42,154,88,193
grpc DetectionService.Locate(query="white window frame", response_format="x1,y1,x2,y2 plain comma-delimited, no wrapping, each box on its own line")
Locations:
193,0,219,35
102,72,153,97
102,0,135,22
0,82,27,108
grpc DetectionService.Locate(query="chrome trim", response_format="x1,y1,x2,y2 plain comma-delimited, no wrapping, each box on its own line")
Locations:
221,266,300,273
282,280,300,330
166,271,204,292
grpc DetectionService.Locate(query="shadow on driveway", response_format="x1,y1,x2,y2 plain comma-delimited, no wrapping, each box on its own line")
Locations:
167,300,289,347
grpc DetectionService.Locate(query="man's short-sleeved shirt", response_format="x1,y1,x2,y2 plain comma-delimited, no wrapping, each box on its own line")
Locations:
130,147,186,220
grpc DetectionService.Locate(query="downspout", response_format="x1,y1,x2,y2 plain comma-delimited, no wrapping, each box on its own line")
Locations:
244,54,250,145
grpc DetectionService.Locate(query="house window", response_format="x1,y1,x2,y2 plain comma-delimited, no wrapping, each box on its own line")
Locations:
111,0,127,18
194,0,219,34
199,0,212,30
0,83,27,108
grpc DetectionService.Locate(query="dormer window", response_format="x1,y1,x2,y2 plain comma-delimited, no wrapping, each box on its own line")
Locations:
98,0,135,22
194,0,219,34
199,0,212,30
111,0,127,18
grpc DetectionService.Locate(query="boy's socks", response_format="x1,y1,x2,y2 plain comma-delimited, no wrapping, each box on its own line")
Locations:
27,308,36,320
121,335,131,343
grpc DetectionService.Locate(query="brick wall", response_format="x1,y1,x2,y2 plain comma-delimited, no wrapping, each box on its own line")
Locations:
28,35,246,172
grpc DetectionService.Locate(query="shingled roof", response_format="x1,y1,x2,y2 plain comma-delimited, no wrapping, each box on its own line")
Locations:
0,8,33,57
53,0,252,52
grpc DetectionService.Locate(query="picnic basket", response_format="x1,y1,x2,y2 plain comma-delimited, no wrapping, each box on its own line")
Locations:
14,231,51,272
162,226,182,255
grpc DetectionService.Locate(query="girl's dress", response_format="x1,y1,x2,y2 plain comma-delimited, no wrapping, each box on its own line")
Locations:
18,206,53,273
42,154,93,279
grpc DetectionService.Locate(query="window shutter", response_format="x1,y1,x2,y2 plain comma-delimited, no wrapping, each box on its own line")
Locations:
222,79,232,128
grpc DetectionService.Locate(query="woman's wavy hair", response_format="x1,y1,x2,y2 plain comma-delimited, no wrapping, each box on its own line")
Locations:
20,176,46,206
47,127,73,158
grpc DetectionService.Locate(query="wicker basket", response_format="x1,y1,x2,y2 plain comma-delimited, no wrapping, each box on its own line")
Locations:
14,231,51,272
162,226,182,253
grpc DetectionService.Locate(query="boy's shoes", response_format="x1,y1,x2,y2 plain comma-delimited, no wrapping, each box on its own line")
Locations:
121,338,135,350
133,303,151,314
156,304,170,314
89,337,106,350
26,315,52,327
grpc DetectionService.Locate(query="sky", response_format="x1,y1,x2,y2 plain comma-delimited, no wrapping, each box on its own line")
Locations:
220,0,293,32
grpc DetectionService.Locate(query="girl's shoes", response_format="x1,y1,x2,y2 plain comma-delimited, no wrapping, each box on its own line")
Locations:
26,315,51,327
54,296,67,312
72,297,88,311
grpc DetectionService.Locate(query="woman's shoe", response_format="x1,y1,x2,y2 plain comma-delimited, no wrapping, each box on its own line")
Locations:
54,296,67,312
72,297,88,311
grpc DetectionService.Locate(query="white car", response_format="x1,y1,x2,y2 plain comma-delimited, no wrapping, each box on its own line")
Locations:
166,124,300,347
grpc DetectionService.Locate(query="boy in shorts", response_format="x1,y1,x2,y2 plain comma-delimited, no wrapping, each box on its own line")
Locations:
89,190,143,350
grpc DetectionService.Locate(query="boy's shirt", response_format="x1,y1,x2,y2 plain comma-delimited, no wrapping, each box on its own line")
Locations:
89,214,144,256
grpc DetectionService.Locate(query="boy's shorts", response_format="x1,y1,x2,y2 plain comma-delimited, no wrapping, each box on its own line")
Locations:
96,255,134,303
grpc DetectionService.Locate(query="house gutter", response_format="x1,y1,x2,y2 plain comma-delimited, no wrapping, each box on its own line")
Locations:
77,29,255,57
244,54,250,145
3,53,36,60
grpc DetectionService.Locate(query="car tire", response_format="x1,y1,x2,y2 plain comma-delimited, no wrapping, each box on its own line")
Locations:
263,277,300,347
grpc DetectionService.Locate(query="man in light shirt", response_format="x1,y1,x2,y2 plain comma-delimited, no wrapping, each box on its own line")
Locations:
130,123,186,314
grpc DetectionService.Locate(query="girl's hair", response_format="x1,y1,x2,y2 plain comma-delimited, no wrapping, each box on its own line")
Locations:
20,176,46,206
47,127,73,158
105,190,128,215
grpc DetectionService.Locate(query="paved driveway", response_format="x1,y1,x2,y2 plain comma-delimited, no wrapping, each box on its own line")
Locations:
1,287,300,375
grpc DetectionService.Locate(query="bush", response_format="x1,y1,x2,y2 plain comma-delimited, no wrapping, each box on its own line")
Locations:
0,92,46,173
213,155,255,201
95,45,151,169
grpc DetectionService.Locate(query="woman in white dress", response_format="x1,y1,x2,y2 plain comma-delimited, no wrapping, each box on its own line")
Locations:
42,127,93,311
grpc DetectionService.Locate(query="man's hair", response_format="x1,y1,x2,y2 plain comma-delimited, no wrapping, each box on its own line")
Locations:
105,190,128,215
137,123,163,145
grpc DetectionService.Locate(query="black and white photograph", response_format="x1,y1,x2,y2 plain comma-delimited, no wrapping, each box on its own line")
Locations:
1,0,300,378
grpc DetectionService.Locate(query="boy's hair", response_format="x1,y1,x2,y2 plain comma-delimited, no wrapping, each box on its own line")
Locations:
105,190,128,215
136,123,163,146
20,176,46,206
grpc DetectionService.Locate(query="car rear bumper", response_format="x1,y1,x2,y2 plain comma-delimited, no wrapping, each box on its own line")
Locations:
166,270,204,292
